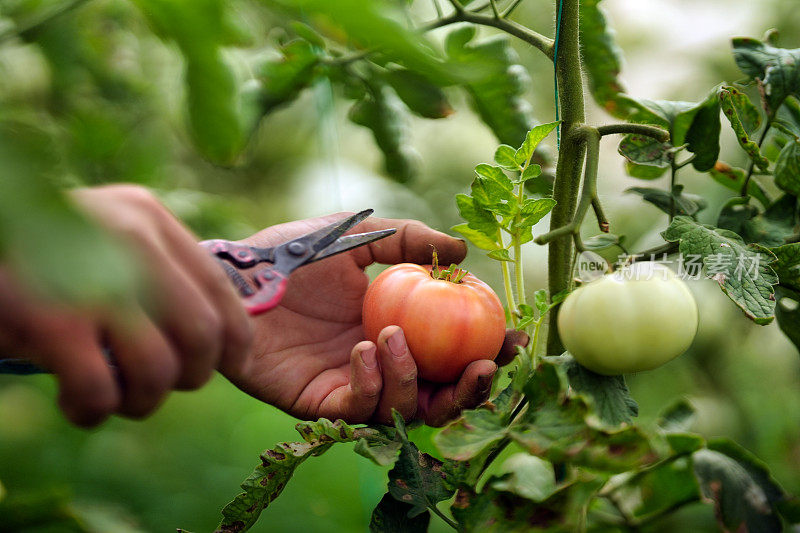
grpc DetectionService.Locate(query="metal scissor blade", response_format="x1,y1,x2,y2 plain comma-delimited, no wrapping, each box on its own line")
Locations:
302,209,375,256
309,229,397,263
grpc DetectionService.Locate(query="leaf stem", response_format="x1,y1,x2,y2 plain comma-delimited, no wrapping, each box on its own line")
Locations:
489,0,501,18
429,504,459,529
669,161,677,222
597,123,670,141
501,0,526,18
591,196,609,232
432,0,444,18
422,11,555,59
498,228,518,327
740,112,774,197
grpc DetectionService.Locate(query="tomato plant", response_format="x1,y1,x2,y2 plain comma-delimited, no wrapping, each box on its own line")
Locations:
558,261,699,375
208,0,800,531
362,261,506,382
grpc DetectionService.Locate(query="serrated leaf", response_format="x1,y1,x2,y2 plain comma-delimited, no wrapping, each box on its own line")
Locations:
717,196,794,247
579,0,632,118
491,454,557,502
446,32,535,147
718,84,761,135
618,134,671,168
775,285,800,354
626,185,708,218
217,419,364,532
533,290,548,315
369,493,430,533
515,122,560,165
355,438,402,467
708,161,770,207
455,194,500,237
487,248,513,262
475,164,513,192
719,86,770,170
775,138,800,195
349,83,417,182
657,399,696,433
553,354,639,427
518,164,542,183
692,439,789,533
384,68,453,119
435,408,509,462
520,198,557,226
451,224,499,251
494,144,519,170
662,216,778,324
732,36,800,112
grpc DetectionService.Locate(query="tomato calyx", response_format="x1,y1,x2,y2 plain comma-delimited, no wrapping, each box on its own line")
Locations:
430,248,468,283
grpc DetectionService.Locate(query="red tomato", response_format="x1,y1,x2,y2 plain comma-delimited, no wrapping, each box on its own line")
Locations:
362,263,506,382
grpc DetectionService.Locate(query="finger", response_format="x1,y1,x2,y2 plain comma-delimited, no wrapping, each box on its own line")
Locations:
373,326,418,424
138,246,224,390
419,360,497,427
156,213,255,378
316,342,383,422
495,329,530,367
104,309,180,419
46,328,121,428
350,217,468,268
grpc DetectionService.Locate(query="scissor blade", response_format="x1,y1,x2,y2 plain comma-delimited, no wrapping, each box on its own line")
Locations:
304,209,374,255
309,229,397,262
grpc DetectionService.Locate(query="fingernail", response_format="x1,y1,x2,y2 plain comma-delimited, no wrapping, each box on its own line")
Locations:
387,329,406,358
360,346,378,369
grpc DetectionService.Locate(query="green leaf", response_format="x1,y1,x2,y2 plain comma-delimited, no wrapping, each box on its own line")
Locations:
494,144,520,170
662,216,779,324
770,242,800,291
775,285,800,353
618,134,672,168
474,164,513,193
369,493,430,533
520,198,557,226
435,408,508,462
518,164,542,183
491,454,557,502
487,249,513,262
732,36,800,112
719,86,770,170
217,419,364,531
355,437,402,467
708,162,771,207
258,40,320,115
451,473,605,531
583,233,624,252
553,354,639,427
0,119,135,303
446,32,535,147
515,122,560,165
692,439,790,533
349,83,418,182
624,160,669,180
288,21,326,48
384,68,453,119
775,138,800,195
533,290,549,315
455,194,500,237
718,85,762,135
451,224,499,251
579,0,632,118
388,414,454,518
718,194,796,248
626,185,708,218
684,90,723,171
773,95,800,139
657,399,696,433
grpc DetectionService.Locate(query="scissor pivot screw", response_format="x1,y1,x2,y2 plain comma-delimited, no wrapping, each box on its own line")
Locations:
237,251,249,258
288,242,306,255
262,271,275,281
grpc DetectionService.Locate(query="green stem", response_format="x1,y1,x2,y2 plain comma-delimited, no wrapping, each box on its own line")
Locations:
669,160,677,222
489,0,501,17
597,123,670,141
498,228,518,327
513,184,526,307
545,0,586,354
501,0,526,18
429,504,459,530
740,113,774,197
423,11,555,59
530,319,543,365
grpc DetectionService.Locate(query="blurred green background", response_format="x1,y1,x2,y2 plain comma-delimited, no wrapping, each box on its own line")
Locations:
1,0,799,531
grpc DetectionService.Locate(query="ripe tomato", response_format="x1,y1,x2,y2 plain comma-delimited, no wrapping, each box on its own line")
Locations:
557,261,698,375
362,263,506,382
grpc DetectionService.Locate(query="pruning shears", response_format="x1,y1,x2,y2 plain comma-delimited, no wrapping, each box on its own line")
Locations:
0,209,395,375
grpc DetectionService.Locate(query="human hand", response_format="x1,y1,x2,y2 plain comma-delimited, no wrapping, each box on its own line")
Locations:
0,185,254,426
225,213,527,427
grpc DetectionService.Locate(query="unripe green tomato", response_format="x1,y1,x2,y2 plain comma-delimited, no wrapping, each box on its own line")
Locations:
557,262,698,375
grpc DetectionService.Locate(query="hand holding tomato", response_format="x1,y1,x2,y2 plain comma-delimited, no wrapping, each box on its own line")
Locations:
225,213,525,426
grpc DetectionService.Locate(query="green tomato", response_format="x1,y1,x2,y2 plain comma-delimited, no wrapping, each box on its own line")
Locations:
557,261,698,375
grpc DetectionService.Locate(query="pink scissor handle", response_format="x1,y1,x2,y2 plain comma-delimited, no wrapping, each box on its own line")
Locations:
244,269,289,315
